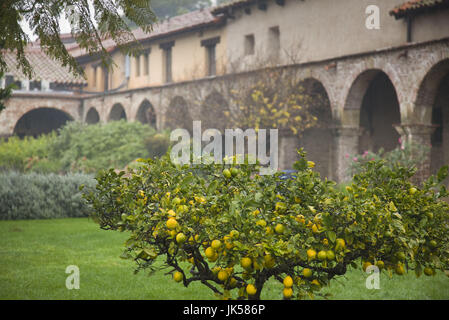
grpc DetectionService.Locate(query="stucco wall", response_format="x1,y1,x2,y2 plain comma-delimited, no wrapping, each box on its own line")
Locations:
223,0,449,71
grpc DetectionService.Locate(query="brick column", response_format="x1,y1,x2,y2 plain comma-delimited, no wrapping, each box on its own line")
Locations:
394,124,435,183
278,129,300,170
332,126,363,183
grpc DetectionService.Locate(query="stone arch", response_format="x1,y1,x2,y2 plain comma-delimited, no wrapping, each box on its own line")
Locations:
414,59,449,125
416,59,449,175
108,103,127,122
136,99,157,128
343,69,401,153
165,96,193,133
297,78,333,178
201,91,229,131
13,107,73,138
85,107,100,124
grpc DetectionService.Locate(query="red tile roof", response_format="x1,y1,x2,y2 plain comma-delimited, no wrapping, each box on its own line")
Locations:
390,0,449,19
3,45,86,85
68,8,223,59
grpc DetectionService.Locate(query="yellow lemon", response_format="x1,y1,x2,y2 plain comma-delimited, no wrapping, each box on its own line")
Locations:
173,271,183,282
205,247,216,259
326,250,335,261
303,268,312,278
264,254,275,268
217,270,229,282
275,224,285,234
166,218,177,230
241,257,252,270
362,261,372,272
246,284,257,296
211,240,222,250
307,249,317,261
283,287,293,299
424,267,434,276
317,250,327,261
176,233,186,244
395,264,405,275
283,276,293,288
335,238,346,251
256,219,267,227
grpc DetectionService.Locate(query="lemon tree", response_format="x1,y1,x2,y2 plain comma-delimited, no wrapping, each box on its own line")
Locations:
83,151,449,300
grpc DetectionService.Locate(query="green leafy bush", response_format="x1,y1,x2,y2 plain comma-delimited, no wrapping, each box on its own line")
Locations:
84,151,449,300
0,120,170,173
0,172,96,220
0,133,60,172
48,120,156,173
144,132,172,159
348,140,430,177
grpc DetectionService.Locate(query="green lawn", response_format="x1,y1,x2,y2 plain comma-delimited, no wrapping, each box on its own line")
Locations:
1,218,448,300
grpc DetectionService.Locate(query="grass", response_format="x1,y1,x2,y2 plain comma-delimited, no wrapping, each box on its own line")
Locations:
1,218,449,300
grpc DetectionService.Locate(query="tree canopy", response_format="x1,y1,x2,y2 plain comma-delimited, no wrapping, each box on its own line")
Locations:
150,0,211,19
0,0,157,79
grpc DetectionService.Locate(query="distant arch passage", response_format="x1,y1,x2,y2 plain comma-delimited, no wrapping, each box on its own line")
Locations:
297,78,333,178
85,107,100,124
165,96,193,133
357,71,401,153
109,103,127,122
136,100,157,128
13,107,73,138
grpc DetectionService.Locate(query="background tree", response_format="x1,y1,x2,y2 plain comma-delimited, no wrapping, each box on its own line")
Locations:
150,0,211,18
0,0,156,79
0,71,15,114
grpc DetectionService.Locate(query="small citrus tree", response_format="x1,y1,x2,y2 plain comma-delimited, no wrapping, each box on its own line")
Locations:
83,151,449,300
224,70,329,136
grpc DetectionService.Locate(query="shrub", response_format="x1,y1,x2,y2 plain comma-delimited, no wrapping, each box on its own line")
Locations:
84,151,449,300
0,120,167,174
348,140,430,177
48,120,155,173
0,133,60,172
144,132,171,159
0,172,96,220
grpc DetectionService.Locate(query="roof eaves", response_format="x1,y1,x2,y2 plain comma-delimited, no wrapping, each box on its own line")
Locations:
390,0,449,19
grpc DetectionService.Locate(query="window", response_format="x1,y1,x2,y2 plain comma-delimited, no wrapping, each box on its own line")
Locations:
201,37,220,76
244,34,255,56
160,41,175,83
92,66,97,87
165,48,172,82
135,54,141,77
207,46,216,76
268,26,280,54
103,67,109,91
143,51,150,76
5,75,14,87
29,80,42,91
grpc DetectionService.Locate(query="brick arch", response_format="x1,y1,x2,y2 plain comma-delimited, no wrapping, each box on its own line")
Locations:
341,67,403,127
297,77,333,122
296,77,334,178
414,58,449,125
297,71,338,116
13,107,74,138
0,97,81,136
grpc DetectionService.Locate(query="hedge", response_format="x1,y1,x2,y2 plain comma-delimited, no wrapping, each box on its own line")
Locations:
0,172,95,220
